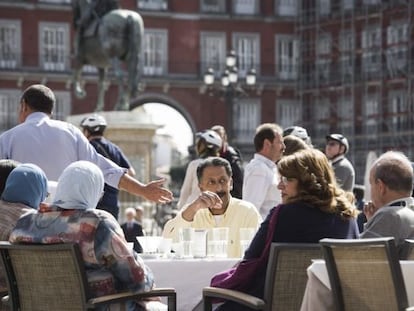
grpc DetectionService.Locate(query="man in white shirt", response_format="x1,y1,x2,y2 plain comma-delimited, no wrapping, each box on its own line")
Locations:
242,123,285,219
0,84,172,204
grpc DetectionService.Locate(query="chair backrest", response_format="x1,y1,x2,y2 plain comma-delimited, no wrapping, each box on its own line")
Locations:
320,237,408,311
0,242,91,311
263,243,322,311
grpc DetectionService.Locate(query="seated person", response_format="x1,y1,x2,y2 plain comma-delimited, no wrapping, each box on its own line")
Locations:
0,163,48,292
0,159,19,195
362,151,414,250
211,149,359,311
163,157,262,258
10,161,154,311
0,163,48,240
121,207,145,253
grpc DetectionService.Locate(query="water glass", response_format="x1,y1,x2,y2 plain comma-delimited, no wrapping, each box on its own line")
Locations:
192,229,207,258
207,227,229,258
239,228,256,257
179,228,195,258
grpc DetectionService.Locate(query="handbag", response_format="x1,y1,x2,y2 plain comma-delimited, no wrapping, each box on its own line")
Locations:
210,205,281,292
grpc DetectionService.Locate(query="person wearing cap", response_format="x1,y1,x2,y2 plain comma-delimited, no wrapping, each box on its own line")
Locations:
325,133,355,191
80,114,135,219
211,125,244,199
243,123,285,219
176,129,222,209
282,125,312,146
0,84,172,206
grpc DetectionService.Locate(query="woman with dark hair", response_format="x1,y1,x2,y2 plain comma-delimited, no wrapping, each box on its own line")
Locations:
211,148,359,311
0,159,19,195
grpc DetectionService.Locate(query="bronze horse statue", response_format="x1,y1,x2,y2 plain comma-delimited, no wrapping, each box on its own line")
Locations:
71,0,143,111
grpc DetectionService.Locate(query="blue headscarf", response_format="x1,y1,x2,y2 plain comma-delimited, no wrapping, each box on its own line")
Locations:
1,163,48,209
53,161,104,210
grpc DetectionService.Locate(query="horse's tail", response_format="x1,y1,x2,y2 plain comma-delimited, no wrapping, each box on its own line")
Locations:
126,14,141,98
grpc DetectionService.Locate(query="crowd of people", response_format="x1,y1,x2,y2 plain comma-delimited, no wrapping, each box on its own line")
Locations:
1,83,414,310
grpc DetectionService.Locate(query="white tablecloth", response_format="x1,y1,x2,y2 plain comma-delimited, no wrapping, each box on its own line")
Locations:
300,260,414,311
146,257,239,311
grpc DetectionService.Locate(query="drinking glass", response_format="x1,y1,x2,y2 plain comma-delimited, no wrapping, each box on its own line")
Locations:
239,228,256,257
179,228,195,258
207,227,229,258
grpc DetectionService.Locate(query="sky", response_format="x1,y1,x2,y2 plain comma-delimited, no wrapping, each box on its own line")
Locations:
143,103,193,156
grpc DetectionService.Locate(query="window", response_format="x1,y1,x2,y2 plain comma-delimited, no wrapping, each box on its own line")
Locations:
277,99,301,129
318,0,330,15
275,0,298,16
388,91,408,132
0,19,21,69
200,32,226,76
39,22,69,71
143,29,168,76
316,34,331,82
337,97,354,135
137,0,167,10
313,98,330,138
275,35,298,80
0,89,20,133
232,33,260,76
53,91,71,121
386,22,408,77
38,0,71,3
233,98,260,143
233,0,259,15
343,0,354,10
361,27,381,73
339,31,355,77
364,94,380,134
200,0,226,13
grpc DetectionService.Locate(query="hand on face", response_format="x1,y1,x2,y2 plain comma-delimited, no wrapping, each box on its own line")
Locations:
363,201,378,221
195,190,223,210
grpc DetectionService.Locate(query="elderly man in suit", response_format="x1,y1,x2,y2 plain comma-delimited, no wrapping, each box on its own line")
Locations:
121,207,144,253
362,151,414,251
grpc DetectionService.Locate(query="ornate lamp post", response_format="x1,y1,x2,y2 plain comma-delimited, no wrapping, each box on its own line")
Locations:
203,50,256,143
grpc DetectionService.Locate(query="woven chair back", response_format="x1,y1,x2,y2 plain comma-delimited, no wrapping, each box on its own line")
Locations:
264,243,322,311
320,237,409,311
0,242,89,311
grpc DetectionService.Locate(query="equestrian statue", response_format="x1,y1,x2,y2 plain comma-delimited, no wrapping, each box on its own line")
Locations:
71,0,143,111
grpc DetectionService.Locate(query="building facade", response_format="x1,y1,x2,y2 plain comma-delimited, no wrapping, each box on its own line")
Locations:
1,0,413,184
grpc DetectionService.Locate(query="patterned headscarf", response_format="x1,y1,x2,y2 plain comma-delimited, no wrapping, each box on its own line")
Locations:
1,163,48,209
53,161,104,210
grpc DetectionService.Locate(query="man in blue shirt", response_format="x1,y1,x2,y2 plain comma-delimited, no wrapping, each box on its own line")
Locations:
81,114,135,219
0,84,172,205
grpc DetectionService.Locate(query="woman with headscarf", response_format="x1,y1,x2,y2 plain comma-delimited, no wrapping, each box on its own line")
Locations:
0,163,48,241
10,161,154,311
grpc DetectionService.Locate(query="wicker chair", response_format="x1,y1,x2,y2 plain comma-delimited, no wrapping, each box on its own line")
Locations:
203,243,322,311
320,237,412,311
0,242,176,311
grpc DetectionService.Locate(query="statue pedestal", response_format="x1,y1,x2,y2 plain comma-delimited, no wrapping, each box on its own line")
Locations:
66,109,161,213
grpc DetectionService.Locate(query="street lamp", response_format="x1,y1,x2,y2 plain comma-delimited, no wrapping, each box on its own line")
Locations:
203,50,256,143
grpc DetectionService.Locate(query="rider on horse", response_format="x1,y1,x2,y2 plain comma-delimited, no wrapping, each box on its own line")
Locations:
72,0,120,61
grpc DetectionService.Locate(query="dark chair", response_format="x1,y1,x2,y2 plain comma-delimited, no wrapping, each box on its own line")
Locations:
320,237,412,311
0,242,176,311
203,243,322,311
401,239,414,260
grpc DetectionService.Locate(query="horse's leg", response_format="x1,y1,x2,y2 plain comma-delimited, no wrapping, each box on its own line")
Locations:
95,67,107,112
126,15,141,101
72,63,86,99
112,58,128,111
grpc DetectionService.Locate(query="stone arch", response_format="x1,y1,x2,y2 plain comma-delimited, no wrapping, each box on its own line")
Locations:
130,93,196,139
